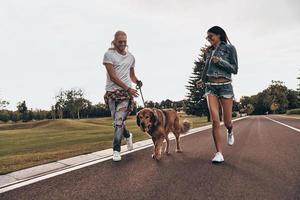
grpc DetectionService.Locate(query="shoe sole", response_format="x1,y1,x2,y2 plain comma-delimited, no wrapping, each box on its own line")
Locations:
212,160,224,164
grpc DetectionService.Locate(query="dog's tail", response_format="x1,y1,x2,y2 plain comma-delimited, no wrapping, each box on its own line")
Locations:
180,119,192,134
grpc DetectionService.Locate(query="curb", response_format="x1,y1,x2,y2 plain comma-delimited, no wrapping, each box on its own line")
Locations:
0,116,249,193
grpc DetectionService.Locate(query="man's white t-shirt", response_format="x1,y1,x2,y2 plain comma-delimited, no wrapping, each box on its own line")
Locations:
103,49,135,92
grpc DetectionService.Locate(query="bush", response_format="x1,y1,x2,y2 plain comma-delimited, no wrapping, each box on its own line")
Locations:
286,108,300,115
10,111,21,122
0,110,10,122
232,112,238,117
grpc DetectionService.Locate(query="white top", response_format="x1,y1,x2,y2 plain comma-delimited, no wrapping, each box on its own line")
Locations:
103,49,135,92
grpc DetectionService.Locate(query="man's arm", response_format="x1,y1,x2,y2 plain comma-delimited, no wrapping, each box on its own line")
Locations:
130,67,140,84
104,63,139,97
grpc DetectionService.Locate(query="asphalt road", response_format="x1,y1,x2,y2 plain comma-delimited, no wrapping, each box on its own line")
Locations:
1,116,299,200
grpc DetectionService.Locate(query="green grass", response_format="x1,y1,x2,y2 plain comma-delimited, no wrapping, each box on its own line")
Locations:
284,114,300,118
0,115,209,174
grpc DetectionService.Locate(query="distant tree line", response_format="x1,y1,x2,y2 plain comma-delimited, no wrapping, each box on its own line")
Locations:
239,80,300,115
0,90,194,123
0,68,299,123
0,89,112,123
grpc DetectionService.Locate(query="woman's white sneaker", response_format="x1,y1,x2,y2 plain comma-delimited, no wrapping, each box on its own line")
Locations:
212,152,224,163
126,133,133,151
112,151,121,162
227,131,234,146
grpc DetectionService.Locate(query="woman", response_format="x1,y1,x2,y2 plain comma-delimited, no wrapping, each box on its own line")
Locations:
196,26,238,163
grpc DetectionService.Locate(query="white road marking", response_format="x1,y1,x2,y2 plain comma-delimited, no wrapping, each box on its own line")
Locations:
264,116,300,133
0,116,249,194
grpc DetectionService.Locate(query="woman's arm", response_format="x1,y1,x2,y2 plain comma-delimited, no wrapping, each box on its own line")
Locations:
217,45,238,74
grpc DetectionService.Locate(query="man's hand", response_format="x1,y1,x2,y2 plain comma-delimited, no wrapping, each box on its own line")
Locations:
196,80,204,89
136,80,143,88
127,88,139,97
211,56,221,63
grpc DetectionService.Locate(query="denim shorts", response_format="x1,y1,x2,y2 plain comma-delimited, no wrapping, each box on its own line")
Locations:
204,83,234,99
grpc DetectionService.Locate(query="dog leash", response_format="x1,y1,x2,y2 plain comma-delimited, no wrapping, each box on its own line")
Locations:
136,81,145,107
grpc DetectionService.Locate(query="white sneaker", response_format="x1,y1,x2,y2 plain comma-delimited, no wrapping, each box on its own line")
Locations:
227,131,234,146
112,151,121,162
212,152,224,163
126,133,133,151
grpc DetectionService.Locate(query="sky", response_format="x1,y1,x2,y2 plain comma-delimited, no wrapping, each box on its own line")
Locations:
1,0,300,110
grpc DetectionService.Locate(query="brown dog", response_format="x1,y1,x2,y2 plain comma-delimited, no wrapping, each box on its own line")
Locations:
136,108,191,160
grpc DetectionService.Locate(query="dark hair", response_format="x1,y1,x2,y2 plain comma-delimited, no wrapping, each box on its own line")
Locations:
207,26,231,44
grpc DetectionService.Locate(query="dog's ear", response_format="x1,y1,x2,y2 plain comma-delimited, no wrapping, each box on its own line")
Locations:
150,110,159,128
136,111,141,127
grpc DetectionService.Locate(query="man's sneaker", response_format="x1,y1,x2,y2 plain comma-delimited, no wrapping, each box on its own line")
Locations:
112,151,121,162
126,133,133,151
227,131,234,146
212,152,224,163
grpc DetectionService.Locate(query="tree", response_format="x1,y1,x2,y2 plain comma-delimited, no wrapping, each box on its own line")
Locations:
27,109,34,121
240,96,254,109
297,71,300,105
287,89,300,109
50,105,56,119
0,98,9,109
270,102,279,114
266,80,289,114
55,90,65,119
17,101,28,122
54,88,90,119
252,91,272,115
145,101,155,108
242,81,291,115
74,97,90,119
297,70,300,93
33,109,46,120
10,111,21,122
185,46,210,120
64,89,87,119
233,101,242,112
0,110,10,122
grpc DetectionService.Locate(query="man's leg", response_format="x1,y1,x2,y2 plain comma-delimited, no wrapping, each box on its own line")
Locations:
112,100,130,152
108,99,121,152
116,100,130,139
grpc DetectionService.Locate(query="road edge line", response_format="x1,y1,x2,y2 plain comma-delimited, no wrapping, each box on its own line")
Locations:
0,116,249,194
264,116,300,133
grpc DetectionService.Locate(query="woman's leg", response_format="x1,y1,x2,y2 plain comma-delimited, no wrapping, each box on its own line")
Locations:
220,98,233,133
207,94,222,153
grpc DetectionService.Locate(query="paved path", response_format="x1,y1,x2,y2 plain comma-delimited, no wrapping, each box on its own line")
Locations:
1,116,299,200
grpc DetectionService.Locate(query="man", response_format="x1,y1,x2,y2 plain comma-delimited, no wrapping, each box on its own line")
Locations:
103,30,143,162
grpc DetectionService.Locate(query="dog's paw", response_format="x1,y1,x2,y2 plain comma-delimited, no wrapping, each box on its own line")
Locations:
155,155,162,161
152,154,161,161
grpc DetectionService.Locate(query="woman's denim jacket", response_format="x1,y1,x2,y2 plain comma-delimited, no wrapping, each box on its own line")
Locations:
201,41,238,83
